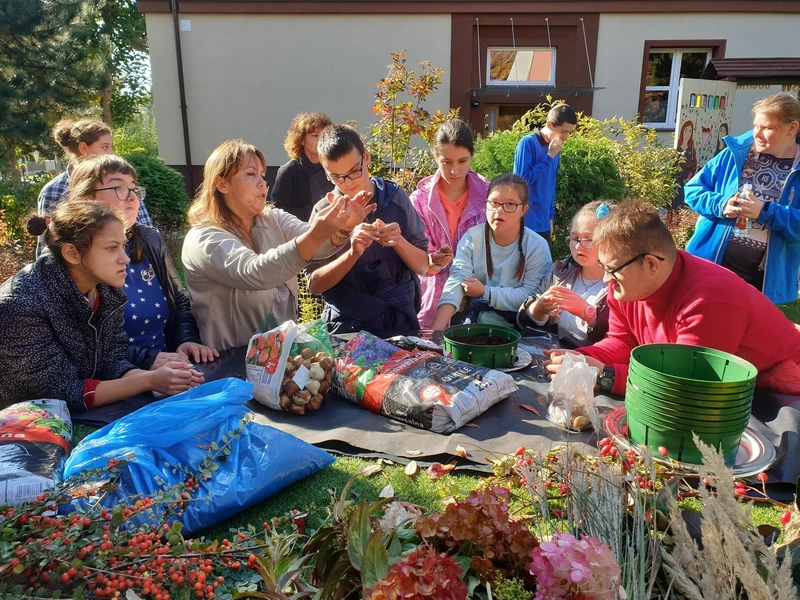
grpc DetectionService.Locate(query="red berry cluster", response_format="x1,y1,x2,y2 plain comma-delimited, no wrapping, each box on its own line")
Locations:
0,457,270,600
415,486,538,584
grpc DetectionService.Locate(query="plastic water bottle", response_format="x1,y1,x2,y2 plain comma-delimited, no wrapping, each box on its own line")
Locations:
733,181,753,238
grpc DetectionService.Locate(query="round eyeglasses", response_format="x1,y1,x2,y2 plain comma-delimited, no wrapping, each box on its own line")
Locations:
95,185,146,202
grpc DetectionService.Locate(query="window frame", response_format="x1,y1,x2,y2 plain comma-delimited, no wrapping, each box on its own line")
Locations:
638,40,726,130
486,46,557,87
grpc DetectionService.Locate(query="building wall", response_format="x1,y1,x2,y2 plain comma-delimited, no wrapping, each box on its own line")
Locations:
145,13,452,168
592,13,800,144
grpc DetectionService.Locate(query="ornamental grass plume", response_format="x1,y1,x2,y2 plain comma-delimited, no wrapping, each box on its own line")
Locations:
661,434,796,600
513,444,660,599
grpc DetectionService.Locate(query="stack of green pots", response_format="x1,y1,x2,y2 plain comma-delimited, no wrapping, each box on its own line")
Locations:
625,344,757,466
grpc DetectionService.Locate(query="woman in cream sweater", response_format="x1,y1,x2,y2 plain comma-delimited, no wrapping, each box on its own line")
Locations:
182,139,375,350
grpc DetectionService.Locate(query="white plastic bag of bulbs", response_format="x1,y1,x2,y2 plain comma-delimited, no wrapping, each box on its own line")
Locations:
244,320,334,415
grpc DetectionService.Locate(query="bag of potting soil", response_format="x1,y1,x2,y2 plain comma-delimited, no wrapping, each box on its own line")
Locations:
245,320,334,414
0,399,72,506
63,378,334,535
333,332,517,433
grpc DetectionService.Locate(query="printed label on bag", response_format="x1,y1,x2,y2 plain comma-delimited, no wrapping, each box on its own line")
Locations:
292,365,310,390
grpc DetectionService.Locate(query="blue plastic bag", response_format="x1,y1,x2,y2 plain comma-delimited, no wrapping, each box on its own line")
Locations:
63,378,334,534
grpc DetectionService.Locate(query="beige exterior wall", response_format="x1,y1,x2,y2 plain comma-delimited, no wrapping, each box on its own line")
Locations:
592,13,800,144
145,13,451,168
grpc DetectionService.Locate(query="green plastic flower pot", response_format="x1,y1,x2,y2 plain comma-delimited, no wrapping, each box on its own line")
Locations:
626,404,750,434
630,344,757,389
443,323,520,369
624,390,752,420
626,380,754,410
627,411,745,465
628,362,755,397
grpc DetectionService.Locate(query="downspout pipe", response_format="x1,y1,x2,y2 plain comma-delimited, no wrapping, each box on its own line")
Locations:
170,0,195,194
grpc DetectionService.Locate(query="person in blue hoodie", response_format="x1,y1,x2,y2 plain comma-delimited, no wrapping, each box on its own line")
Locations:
512,104,577,242
685,93,800,304
306,124,430,334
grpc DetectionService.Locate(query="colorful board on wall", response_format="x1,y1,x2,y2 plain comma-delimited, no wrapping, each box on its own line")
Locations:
674,78,738,186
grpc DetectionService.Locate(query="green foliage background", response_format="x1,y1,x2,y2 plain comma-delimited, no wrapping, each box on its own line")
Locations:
123,152,189,227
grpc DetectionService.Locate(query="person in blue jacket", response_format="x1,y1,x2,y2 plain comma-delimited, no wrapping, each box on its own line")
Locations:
685,93,800,304
512,104,577,242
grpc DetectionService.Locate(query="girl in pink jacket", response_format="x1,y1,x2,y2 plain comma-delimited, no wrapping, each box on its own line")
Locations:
410,120,489,329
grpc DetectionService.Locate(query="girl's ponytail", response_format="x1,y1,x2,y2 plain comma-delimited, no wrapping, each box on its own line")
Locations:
484,221,494,280
515,217,526,281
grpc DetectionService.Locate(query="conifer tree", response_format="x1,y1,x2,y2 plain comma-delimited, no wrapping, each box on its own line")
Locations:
0,0,107,179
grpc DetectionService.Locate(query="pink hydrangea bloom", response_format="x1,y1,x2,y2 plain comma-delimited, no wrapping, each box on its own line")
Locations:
529,532,624,600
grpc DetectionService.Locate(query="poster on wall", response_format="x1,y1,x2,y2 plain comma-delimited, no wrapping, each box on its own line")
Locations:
674,78,738,198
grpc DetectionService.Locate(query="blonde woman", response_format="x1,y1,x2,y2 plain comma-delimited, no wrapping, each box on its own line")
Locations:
272,112,334,221
182,139,375,351
686,92,800,303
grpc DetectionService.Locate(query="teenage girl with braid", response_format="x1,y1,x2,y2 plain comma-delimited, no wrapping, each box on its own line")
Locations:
431,174,552,329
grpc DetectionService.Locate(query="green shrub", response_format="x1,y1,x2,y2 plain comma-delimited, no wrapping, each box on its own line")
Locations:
123,152,189,226
0,173,54,240
114,107,159,157
472,129,524,180
662,206,699,250
551,136,625,257
581,116,684,209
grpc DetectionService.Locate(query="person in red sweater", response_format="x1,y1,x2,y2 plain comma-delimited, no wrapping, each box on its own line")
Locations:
545,200,800,396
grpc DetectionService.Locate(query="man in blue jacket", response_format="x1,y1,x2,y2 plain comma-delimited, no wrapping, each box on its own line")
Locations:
513,104,577,242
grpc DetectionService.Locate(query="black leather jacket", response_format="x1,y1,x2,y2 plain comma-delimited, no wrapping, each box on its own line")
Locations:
127,225,201,369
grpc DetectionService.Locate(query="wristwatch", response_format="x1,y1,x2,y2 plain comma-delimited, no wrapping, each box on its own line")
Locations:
597,366,615,393
584,305,597,321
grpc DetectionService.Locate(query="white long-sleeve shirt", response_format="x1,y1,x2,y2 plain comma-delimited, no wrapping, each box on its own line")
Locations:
438,224,552,324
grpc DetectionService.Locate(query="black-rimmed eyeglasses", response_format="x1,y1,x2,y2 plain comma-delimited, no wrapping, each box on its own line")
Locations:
325,157,364,185
95,185,146,202
597,253,665,279
486,200,524,213
565,237,593,249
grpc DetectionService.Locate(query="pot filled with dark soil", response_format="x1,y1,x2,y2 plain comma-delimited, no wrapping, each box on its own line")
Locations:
443,324,521,369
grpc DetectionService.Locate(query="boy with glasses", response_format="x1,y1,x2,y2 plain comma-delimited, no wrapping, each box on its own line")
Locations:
305,125,430,335
545,200,800,396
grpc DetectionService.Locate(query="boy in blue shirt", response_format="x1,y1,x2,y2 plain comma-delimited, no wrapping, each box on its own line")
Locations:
513,104,577,242
306,125,430,335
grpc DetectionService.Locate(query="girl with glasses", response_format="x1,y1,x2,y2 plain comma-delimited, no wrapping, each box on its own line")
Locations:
68,155,219,370
431,174,552,330
409,119,489,329
0,201,204,412
518,201,614,348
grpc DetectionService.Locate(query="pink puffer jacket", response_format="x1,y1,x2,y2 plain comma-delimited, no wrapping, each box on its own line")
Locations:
410,170,489,329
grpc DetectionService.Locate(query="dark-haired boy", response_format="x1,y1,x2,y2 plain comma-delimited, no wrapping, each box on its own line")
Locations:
513,103,578,242
306,124,430,335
